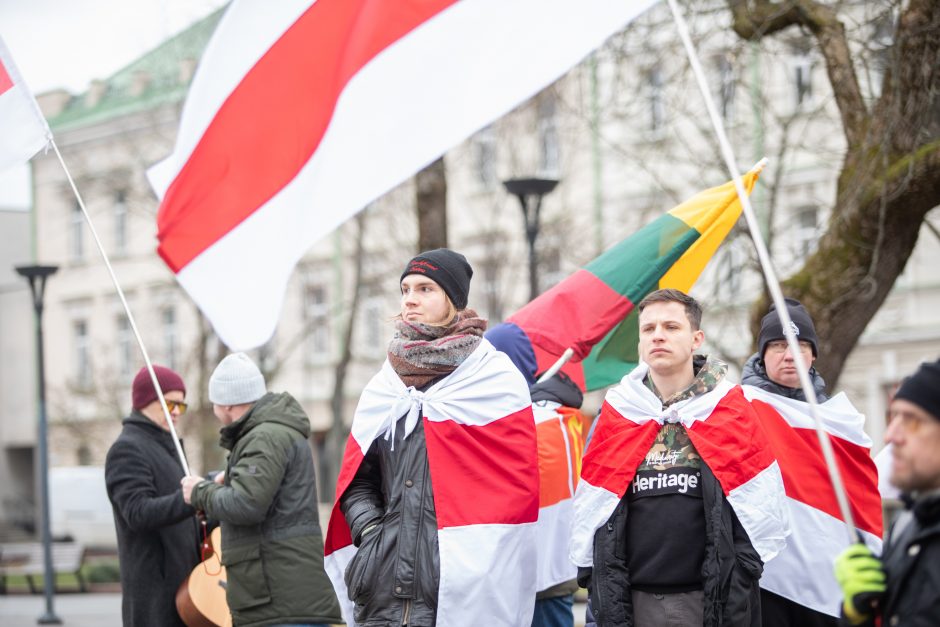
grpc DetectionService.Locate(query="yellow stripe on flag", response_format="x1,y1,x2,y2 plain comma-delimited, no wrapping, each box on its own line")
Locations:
660,167,761,292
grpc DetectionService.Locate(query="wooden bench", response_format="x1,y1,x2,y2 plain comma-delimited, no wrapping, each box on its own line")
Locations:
0,542,87,594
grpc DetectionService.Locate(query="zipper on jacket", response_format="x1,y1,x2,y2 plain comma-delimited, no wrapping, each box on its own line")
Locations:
402,598,412,625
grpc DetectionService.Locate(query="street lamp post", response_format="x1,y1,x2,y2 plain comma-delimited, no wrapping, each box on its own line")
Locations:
15,264,62,626
503,177,559,302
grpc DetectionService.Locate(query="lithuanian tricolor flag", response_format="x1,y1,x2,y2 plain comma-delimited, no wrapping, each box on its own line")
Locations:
505,164,763,391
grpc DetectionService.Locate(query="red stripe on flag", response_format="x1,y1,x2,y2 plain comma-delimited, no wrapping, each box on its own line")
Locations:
686,387,776,493
509,269,635,360
156,0,457,272
324,435,366,555
580,401,659,497
751,399,883,537
424,408,539,527
0,58,13,95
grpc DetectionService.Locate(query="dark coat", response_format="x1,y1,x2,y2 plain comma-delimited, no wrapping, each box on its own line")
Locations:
848,491,940,626
190,392,342,627
741,353,829,402
105,412,200,627
580,463,763,627
340,411,440,627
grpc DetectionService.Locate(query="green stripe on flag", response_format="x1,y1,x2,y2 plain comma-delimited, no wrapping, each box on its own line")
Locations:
586,214,701,303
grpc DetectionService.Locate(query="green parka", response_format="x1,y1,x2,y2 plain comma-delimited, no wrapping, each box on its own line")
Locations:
191,392,342,627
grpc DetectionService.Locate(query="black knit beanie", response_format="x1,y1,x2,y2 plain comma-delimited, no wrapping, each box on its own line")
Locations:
759,298,819,358
894,359,940,421
400,248,473,310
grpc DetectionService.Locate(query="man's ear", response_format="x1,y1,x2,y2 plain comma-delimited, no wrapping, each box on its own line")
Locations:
692,328,705,352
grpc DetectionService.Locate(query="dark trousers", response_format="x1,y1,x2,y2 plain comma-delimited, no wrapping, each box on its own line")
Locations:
532,594,575,627
760,589,838,627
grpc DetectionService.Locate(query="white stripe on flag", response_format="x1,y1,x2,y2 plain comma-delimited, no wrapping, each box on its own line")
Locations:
0,36,51,174
761,497,882,617
569,479,620,568
323,543,356,626
535,498,577,591
725,460,789,563
437,523,538,627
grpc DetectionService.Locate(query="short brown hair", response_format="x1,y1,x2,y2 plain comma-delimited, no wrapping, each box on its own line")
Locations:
637,288,702,330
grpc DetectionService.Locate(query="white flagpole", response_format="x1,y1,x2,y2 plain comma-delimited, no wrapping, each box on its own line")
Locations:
665,0,858,541
49,139,191,476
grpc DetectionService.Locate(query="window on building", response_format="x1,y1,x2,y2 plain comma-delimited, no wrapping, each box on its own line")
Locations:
793,53,814,110
795,205,819,256
70,201,84,261
73,319,92,389
162,307,178,371
715,54,735,123
114,191,128,255
648,66,665,133
362,296,385,353
116,315,133,378
538,93,560,176
474,125,497,189
305,285,330,359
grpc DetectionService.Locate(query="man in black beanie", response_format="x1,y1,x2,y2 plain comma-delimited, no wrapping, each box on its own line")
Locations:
742,297,828,402
400,248,473,310
743,299,835,626
834,359,940,626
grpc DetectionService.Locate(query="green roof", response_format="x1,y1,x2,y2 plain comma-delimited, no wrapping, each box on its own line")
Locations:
49,6,226,131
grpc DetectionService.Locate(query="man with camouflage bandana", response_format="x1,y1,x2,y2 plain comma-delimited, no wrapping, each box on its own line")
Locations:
581,288,764,627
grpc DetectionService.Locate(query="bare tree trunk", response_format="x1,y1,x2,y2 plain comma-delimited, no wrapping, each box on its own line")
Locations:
321,213,368,503
733,0,940,386
416,157,448,251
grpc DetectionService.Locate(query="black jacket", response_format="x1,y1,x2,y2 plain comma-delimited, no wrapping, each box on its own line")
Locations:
105,413,200,627
741,353,829,402
340,411,440,627
580,462,763,627
849,491,940,626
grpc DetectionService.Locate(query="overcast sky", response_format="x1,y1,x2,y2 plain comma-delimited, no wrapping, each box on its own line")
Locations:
0,0,228,208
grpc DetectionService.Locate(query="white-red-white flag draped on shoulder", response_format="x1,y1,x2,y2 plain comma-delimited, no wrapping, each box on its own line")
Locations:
743,386,883,617
570,364,790,569
147,0,660,350
324,340,540,627
0,35,51,174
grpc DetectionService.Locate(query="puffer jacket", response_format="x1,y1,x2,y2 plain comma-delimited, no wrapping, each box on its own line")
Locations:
845,490,940,626
190,392,341,627
580,462,763,627
741,353,829,402
340,408,440,627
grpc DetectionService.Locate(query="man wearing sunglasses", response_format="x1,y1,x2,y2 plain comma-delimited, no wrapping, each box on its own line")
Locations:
105,364,201,627
835,359,940,626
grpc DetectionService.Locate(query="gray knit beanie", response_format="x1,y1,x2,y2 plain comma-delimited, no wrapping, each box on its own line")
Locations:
209,352,266,405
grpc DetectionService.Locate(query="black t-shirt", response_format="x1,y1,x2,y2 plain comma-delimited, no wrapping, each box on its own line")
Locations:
625,423,706,592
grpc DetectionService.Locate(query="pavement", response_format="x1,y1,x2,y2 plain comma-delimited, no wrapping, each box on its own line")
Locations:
0,593,586,626
0,593,122,627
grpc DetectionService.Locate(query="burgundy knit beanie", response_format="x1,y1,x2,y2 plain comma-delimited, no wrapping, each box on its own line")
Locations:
132,365,186,410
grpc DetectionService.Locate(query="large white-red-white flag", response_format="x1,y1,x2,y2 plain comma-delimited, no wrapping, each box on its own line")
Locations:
148,0,659,350
0,35,51,174
743,387,883,617
324,340,540,626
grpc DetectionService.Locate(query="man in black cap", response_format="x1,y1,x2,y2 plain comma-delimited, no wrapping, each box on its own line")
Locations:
743,299,835,626
742,297,828,402
835,359,940,626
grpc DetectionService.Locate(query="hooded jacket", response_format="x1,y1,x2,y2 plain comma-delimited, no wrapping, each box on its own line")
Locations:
742,353,829,403
105,412,200,627
190,392,341,627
